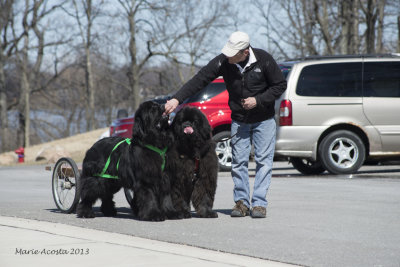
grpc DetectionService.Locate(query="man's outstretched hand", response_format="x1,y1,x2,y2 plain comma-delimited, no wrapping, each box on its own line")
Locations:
164,98,179,115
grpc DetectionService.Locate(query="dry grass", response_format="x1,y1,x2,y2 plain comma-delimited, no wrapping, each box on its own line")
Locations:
0,128,108,166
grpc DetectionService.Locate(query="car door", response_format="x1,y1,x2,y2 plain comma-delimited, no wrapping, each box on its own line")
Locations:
362,61,400,152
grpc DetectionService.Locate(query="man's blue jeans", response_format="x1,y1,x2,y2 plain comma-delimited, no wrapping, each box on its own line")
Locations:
231,118,276,208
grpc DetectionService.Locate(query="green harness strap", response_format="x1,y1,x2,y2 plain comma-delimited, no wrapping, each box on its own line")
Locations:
94,138,131,179
140,142,168,172
94,138,167,179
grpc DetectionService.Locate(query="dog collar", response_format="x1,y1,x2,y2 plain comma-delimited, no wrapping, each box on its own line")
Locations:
140,141,168,172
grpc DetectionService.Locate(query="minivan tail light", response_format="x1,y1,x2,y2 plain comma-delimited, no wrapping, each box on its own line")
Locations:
279,100,292,126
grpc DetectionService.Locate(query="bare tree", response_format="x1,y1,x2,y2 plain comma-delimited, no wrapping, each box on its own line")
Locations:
0,0,15,152
360,0,386,53
340,0,360,54
253,0,395,58
62,0,104,131
161,0,234,79
397,1,400,53
12,0,64,147
112,0,236,111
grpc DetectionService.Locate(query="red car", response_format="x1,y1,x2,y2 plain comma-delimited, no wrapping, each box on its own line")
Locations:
110,78,233,171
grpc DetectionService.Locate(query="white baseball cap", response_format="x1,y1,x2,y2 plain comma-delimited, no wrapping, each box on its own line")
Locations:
221,31,250,57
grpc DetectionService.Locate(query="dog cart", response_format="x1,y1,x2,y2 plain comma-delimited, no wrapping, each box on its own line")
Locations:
47,157,133,213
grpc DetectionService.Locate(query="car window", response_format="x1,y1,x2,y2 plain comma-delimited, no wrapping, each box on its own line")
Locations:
363,62,400,97
279,64,292,79
185,82,226,103
296,63,362,97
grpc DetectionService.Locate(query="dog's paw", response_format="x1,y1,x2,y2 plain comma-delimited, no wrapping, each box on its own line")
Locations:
77,209,95,218
148,214,165,222
141,210,165,222
101,208,117,217
183,210,192,219
166,211,184,220
197,210,218,218
101,205,117,217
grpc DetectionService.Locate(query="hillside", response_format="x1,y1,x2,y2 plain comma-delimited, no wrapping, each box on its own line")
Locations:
0,128,108,166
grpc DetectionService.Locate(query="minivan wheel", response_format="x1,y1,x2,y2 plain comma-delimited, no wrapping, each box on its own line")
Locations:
213,131,232,172
290,157,326,175
319,130,366,174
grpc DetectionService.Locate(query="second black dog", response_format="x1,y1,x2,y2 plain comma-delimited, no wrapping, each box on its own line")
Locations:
166,107,219,218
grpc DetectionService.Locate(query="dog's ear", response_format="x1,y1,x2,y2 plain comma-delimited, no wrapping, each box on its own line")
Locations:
198,114,212,141
132,115,144,140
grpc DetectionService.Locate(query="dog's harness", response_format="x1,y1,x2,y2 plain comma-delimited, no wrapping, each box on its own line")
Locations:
94,138,131,179
139,141,168,172
94,138,167,179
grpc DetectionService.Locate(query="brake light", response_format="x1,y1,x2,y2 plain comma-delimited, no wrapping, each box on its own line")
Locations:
279,100,292,126
109,126,115,136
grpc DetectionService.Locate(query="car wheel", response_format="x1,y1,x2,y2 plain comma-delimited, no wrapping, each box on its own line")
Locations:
212,131,232,172
290,157,326,175
319,130,366,174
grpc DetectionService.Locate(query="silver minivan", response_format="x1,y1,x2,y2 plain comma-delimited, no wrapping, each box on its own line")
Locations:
275,54,400,174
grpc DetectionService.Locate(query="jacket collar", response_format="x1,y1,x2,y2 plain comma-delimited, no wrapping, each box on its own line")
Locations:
235,47,257,73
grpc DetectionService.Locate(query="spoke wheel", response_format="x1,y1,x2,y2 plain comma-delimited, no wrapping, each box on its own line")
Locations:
52,157,80,213
124,188,134,207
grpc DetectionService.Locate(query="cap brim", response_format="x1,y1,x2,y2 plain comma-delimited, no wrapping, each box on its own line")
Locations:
221,44,239,57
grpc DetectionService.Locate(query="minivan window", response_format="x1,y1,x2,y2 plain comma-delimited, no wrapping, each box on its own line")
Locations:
296,63,362,97
279,64,292,79
363,62,400,97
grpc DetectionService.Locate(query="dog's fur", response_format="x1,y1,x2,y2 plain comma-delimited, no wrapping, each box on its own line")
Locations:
166,107,219,218
77,101,180,221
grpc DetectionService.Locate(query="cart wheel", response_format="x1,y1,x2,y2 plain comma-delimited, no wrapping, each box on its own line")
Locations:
124,188,134,207
52,157,80,213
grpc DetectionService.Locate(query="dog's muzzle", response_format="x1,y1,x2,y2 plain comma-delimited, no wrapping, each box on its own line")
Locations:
183,122,194,135
156,115,170,130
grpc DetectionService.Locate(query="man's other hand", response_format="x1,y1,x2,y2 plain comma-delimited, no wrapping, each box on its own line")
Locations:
241,97,257,110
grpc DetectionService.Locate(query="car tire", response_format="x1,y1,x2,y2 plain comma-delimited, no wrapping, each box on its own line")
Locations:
290,157,326,175
212,131,232,172
319,130,366,174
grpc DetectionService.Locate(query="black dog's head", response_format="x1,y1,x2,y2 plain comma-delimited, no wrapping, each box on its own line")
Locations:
132,101,172,148
171,107,212,154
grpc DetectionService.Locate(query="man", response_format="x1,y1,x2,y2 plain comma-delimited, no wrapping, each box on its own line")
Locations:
164,31,286,218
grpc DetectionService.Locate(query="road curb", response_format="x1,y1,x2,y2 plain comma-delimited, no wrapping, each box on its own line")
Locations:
0,216,296,267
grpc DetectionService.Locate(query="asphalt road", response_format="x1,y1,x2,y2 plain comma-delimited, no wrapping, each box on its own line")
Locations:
1,161,400,267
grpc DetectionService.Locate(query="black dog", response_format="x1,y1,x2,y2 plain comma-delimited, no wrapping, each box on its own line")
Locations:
166,107,219,218
77,101,179,221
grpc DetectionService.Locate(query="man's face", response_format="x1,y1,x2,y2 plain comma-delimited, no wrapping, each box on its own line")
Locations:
228,49,249,64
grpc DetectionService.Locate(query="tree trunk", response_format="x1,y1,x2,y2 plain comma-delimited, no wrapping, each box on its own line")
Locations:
340,0,351,54
314,0,334,55
85,0,95,131
128,6,140,111
376,0,386,53
85,45,95,130
352,0,360,54
21,1,30,147
398,15,400,53
365,0,377,53
0,51,8,152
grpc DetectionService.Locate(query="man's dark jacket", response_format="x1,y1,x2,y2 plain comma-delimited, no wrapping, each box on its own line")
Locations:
173,48,287,124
